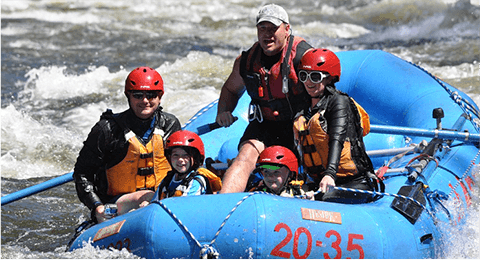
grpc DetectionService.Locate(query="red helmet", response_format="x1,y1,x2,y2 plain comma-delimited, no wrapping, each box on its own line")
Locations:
299,48,341,81
257,146,298,174
165,130,205,169
125,67,164,95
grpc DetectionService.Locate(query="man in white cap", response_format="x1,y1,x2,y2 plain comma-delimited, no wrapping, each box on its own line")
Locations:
216,4,313,193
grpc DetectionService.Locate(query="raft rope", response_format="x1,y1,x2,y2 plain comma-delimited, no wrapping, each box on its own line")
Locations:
182,99,219,129
294,187,435,219
408,60,480,133
446,148,480,198
336,187,425,208
153,192,262,259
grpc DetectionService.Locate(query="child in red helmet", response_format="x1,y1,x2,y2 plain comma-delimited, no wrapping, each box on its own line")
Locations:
154,130,222,200
250,145,312,199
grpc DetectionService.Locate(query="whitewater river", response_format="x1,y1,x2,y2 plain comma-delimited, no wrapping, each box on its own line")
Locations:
1,0,479,258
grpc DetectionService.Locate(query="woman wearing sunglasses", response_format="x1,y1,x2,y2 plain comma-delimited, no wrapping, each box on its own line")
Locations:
293,49,381,203
73,67,181,223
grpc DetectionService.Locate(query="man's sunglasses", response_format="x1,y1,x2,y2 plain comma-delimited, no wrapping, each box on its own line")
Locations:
130,91,161,100
298,70,329,84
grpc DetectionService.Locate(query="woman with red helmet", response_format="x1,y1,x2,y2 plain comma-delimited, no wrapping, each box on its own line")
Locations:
249,145,311,198
73,67,181,223
155,130,222,200
293,49,381,203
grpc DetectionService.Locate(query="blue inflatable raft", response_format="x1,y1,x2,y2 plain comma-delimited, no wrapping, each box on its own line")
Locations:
67,50,480,258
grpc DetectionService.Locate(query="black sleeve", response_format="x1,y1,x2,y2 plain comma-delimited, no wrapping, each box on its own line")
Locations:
73,120,110,211
159,111,181,142
323,94,350,180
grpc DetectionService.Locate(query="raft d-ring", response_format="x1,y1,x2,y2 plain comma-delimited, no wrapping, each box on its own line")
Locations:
200,244,219,259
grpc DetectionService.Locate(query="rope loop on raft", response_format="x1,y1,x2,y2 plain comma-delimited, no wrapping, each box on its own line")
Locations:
426,189,452,221
154,200,203,247
153,191,262,258
210,192,262,245
200,244,220,259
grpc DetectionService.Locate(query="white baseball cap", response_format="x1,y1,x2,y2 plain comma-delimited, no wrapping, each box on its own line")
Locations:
256,4,289,26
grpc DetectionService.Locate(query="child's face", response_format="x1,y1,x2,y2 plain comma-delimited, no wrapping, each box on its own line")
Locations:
261,166,290,193
170,147,192,174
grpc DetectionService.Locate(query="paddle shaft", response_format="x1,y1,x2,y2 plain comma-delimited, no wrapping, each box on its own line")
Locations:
370,124,480,144
195,116,238,135
1,172,74,206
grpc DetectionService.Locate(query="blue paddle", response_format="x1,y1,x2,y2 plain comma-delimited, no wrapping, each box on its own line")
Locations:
1,172,74,206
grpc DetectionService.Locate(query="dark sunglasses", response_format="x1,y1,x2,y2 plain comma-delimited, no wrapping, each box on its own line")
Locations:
298,70,328,84
130,91,161,100
257,24,280,34
258,164,282,171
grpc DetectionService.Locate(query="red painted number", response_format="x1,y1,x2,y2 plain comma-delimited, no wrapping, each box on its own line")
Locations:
347,234,364,259
293,227,312,259
271,223,292,258
324,230,342,259
271,223,365,259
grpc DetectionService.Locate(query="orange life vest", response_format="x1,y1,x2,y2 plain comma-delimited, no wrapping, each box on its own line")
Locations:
159,168,222,199
105,128,170,196
294,112,358,178
351,99,370,137
197,167,223,193
240,35,310,121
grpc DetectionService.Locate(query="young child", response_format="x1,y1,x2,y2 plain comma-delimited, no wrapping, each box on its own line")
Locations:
155,130,221,200
250,145,312,199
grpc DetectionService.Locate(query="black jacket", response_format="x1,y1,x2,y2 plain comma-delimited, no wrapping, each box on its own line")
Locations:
299,86,373,183
73,106,181,211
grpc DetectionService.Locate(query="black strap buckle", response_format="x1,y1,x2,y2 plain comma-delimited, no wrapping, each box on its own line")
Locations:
137,167,154,176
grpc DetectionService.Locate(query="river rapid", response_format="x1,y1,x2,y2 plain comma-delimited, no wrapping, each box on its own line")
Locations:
1,0,480,258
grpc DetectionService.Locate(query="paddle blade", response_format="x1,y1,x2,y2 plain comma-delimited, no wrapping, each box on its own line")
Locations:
195,117,238,135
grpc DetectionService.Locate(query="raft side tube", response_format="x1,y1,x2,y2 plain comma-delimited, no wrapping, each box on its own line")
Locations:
336,50,478,137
